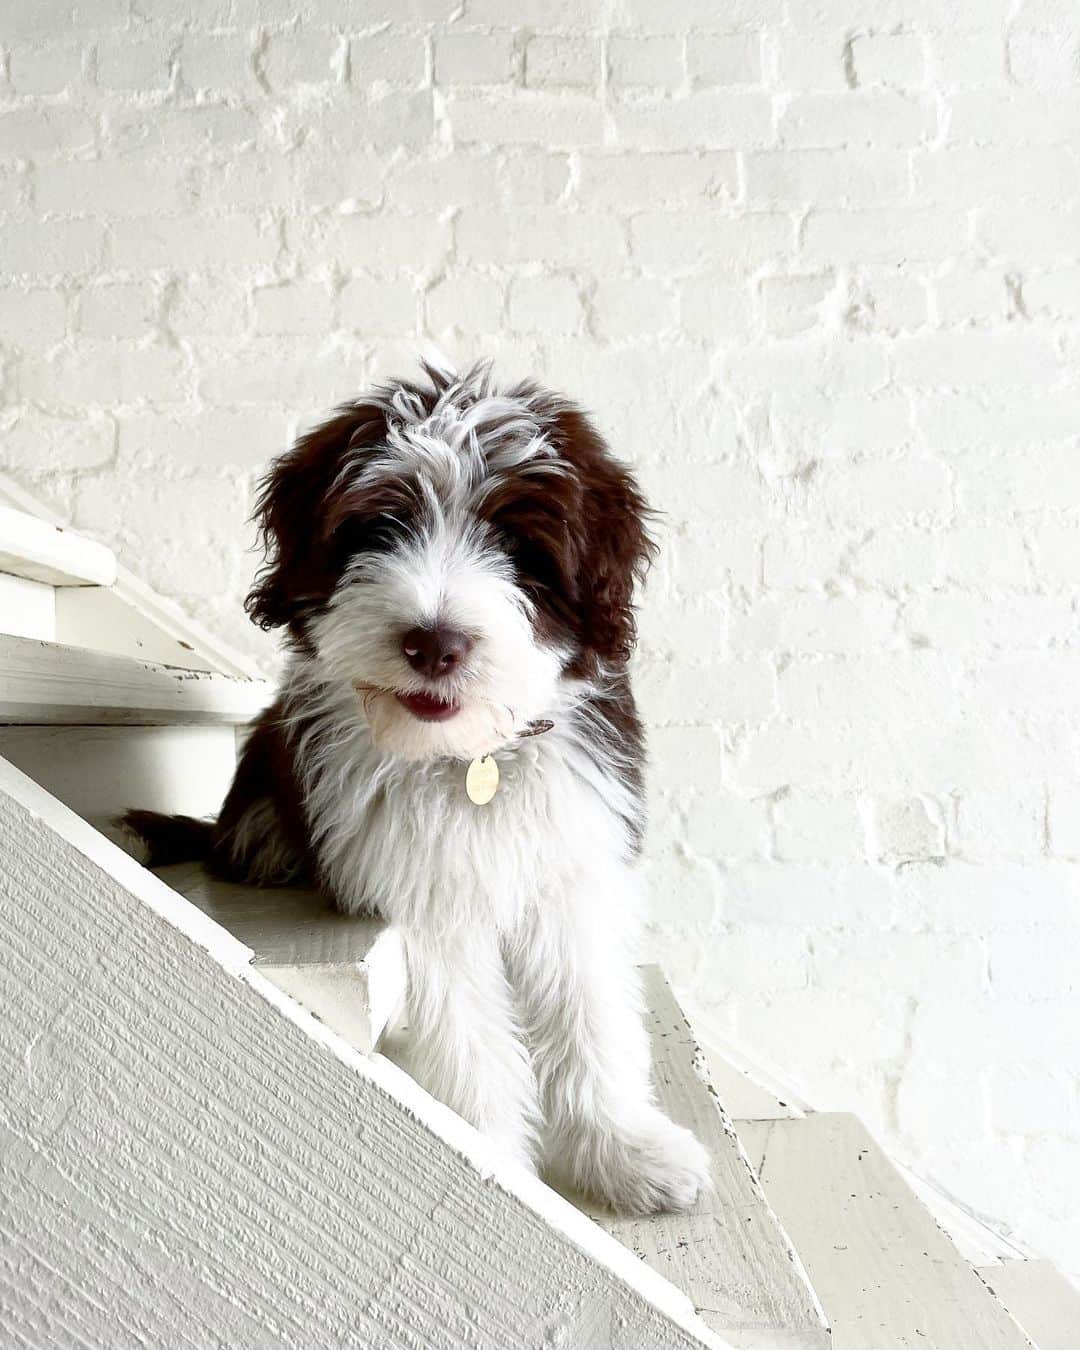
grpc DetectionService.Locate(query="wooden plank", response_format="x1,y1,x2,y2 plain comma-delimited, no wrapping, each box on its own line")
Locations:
0,634,272,725
54,586,218,671
0,501,117,586
157,861,387,969
978,1259,1080,1350
586,967,829,1348
0,572,55,640
156,861,407,1054
737,1114,1035,1350
700,1040,803,1122
0,754,733,1350
0,724,237,827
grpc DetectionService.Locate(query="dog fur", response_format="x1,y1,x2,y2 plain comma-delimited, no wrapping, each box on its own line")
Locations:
125,361,711,1214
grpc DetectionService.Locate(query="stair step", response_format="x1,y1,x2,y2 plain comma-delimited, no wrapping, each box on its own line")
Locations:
701,1040,803,1122
0,635,272,725
737,1114,1035,1350
591,968,829,1348
0,725,238,825
977,1259,1080,1350
0,502,116,587
156,862,405,1055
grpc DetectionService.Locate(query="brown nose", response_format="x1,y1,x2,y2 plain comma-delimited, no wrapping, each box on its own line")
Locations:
401,626,472,679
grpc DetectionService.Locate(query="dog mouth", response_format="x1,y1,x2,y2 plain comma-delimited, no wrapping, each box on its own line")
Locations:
393,690,460,722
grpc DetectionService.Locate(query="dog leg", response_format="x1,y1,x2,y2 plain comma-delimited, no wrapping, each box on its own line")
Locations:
400,925,541,1173
507,877,712,1216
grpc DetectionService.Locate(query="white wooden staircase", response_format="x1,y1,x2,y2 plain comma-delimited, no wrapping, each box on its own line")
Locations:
1,480,1077,1350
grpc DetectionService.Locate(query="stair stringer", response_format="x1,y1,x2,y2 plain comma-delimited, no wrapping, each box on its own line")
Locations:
0,756,736,1350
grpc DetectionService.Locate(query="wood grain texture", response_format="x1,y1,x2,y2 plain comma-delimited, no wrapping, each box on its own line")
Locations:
977,1259,1080,1350
0,759,731,1350
0,502,117,587
737,1114,1035,1350
0,634,272,725
589,968,829,1349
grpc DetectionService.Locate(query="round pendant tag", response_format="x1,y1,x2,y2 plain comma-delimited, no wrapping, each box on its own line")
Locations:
465,755,499,805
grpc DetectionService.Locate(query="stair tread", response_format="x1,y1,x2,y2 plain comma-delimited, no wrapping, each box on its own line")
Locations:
977,1259,1080,1350
156,861,387,968
0,634,272,725
156,862,405,1054
701,1041,803,1122
589,968,829,1347
0,502,116,588
737,1113,1034,1350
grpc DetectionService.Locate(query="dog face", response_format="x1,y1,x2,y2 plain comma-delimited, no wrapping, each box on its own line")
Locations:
247,362,653,761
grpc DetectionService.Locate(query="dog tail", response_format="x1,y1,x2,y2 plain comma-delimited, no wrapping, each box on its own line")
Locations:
115,809,215,868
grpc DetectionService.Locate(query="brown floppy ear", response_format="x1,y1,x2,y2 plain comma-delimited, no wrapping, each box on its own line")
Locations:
246,402,388,632
547,405,656,668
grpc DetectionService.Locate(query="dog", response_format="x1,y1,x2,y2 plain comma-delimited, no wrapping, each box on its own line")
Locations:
124,361,711,1214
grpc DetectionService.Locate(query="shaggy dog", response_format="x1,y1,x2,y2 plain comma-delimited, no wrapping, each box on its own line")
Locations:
125,361,711,1214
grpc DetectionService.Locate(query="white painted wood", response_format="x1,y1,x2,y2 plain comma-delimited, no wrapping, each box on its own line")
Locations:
0,501,117,587
156,861,407,1054
0,571,55,640
0,757,736,1350
0,634,272,724
898,1167,1034,1269
700,1040,803,1123
0,725,237,822
54,585,217,671
736,1114,1035,1350
701,1034,1029,1269
157,861,389,969
977,1258,1080,1350
580,968,830,1349
0,474,265,680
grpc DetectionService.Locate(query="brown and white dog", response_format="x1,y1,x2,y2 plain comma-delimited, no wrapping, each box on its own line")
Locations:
125,361,711,1214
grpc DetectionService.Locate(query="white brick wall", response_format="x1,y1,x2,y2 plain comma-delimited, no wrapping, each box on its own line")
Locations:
3,0,1079,1280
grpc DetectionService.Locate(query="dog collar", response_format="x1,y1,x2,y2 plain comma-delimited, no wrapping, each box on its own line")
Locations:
464,719,554,805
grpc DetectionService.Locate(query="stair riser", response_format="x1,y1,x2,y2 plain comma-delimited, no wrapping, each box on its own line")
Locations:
0,724,239,825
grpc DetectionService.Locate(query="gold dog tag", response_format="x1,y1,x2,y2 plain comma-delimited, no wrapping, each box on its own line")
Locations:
465,755,499,805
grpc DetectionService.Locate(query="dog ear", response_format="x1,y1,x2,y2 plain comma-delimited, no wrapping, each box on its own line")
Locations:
547,405,656,668
245,403,387,631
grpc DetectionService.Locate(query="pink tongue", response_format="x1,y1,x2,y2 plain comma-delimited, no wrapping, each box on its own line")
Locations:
408,692,451,714
398,690,459,720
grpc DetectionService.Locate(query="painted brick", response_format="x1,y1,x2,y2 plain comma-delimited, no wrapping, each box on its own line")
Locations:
850,34,925,88
575,151,739,207
778,92,937,147
448,92,604,146
507,275,583,334
686,34,762,87
8,42,86,95
613,91,772,149
349,33,427,88
525,36,599,89
262,32,340,90
435,32,514,86
340,276,417,335
425,271,504,334
607,35,683,90
744,149,910,206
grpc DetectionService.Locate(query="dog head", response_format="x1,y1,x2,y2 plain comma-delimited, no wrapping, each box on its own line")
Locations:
247,361,654,761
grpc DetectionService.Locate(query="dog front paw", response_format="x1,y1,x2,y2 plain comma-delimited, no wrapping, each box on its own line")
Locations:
573,1110,713,1216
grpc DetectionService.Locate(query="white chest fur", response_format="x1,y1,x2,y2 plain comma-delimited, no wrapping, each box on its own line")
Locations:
295,694,637,935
